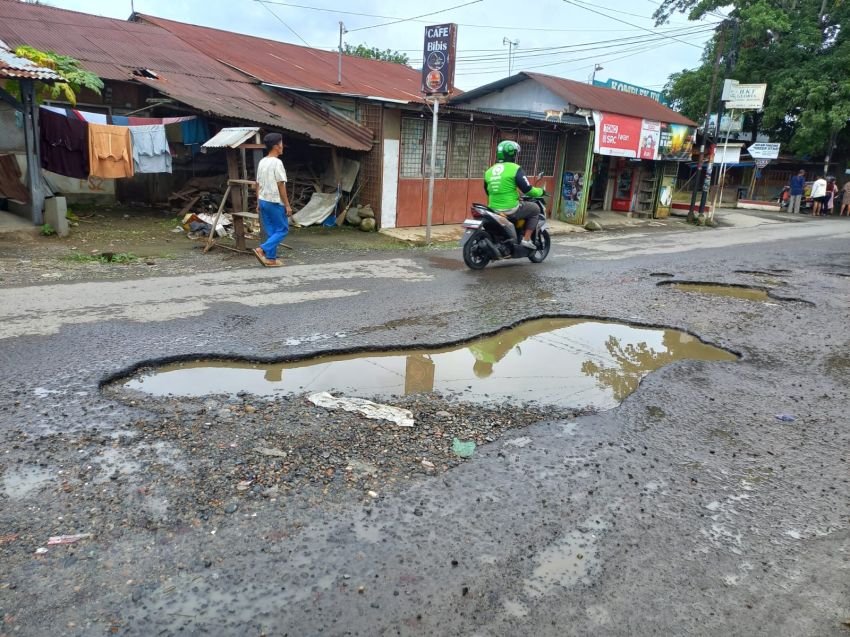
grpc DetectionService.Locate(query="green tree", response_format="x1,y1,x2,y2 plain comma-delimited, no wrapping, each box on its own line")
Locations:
6,45,103,106
658,0,850,160
342,43,409,65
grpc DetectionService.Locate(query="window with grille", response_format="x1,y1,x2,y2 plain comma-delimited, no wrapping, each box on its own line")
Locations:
537,133,559,176
517,130,539,174
400,118,425,178
424,121,450,178
470,126,494,178
448,123,472,178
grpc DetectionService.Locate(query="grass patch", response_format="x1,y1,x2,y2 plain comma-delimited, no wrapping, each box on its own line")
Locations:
63,252,140,264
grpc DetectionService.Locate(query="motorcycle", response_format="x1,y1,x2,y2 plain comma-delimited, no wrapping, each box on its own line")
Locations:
459,194,551,270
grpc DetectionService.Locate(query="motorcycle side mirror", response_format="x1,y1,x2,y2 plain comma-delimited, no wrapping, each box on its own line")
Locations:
536,172,544,180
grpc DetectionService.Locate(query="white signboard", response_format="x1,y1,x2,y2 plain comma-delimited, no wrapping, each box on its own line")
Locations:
723,80,767,110
755,159,770,169
713,145,742,165
747,142,780,159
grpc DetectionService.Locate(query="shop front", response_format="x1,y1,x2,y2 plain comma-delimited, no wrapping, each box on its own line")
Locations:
590,111,696,218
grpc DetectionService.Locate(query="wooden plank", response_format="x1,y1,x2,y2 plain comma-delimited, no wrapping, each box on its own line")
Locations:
178,195,200,216
227,179,256,186
203,184,231,254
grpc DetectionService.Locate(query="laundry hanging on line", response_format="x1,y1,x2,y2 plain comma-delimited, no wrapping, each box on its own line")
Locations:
42,105,197,126
129,125,172,174
88,123,134,179
39,107,89,180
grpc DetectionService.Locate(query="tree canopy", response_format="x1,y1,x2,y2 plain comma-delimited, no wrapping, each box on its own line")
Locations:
659,0,850,158
342,43,409,65
10,45,103,106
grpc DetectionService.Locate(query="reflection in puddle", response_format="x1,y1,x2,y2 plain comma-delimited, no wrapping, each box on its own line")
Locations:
665,282,770,302
123,319,736,410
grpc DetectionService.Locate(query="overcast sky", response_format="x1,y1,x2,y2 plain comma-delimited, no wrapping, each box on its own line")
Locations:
45,0,718,92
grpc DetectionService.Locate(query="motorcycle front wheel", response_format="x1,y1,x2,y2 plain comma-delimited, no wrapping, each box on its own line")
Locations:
462,230,492,270
528,230,551,263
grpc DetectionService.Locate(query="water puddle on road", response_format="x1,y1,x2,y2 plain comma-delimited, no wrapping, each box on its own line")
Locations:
122,318,736,410
665,282,771,302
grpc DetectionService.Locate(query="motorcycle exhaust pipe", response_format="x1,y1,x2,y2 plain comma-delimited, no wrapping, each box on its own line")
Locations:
480,236,502,259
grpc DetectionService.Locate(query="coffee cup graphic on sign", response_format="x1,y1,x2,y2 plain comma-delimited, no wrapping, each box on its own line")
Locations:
427,51,446,71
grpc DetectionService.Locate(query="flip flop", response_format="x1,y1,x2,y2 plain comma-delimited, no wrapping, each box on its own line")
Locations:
265,259,284,267
252,247,268,266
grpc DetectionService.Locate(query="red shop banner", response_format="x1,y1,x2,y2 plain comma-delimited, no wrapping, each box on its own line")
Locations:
593,112,643,158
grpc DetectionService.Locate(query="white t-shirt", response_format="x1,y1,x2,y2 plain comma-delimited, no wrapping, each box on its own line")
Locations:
811,178,827,198
256,156,287,203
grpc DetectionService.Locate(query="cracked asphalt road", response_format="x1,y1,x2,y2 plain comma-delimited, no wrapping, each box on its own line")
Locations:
1,216,849,636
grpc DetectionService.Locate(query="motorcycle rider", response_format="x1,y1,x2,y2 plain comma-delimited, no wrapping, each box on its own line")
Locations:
484,140,545,250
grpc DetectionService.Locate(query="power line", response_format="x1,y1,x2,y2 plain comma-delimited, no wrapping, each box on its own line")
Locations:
347,0,483,33
417,23,715,65
259,0,687,33
255,0,315,48
562,0,707,49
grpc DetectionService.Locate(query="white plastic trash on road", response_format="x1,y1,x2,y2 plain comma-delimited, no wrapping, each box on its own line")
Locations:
308,392,414,427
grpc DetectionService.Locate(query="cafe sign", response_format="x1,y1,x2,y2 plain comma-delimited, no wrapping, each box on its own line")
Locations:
421,23,458,96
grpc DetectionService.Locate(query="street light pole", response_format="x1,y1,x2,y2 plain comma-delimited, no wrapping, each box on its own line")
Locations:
503,37,519,76
590,63,603,84
337,21,347,85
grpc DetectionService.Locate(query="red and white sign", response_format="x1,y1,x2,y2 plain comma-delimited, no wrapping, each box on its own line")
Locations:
593,112,643,158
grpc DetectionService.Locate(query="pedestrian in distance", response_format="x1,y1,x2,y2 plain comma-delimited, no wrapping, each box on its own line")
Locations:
840,180,850,216
253,132,292,267
788,169,806,214
825,176,837,215
810,174,827,216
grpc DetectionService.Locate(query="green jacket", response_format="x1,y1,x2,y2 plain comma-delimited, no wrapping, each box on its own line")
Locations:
484,161,544,211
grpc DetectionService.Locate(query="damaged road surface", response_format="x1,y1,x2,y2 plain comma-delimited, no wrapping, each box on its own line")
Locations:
1,220,850,636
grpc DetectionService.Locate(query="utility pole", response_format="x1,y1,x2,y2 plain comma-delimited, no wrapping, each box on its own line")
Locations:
699,18,739,219
503,37,519,76
337,21,347,85
687,23,727,221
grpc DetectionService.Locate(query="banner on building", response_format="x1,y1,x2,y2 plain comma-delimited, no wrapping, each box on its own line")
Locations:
421,24,458,96
594,111,695,161
593,78,667,105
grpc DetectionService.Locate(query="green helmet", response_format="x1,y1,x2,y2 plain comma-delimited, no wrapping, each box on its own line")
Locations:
496,140,520,162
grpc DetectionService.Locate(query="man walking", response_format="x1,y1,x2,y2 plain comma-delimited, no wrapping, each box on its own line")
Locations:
788,169,806,214
253,132,292,267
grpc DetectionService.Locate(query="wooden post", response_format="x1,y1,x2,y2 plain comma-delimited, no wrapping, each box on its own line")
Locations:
203,184,231,253
226,150,246,250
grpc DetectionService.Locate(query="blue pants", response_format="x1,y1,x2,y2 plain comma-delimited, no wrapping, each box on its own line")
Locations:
259,200,288,260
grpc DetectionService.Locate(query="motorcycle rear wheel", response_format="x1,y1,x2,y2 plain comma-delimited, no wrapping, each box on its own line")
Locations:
463,230,492,270
528,230,551,263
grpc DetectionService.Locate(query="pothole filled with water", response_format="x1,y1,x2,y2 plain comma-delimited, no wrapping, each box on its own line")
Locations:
664,282,771,301
120,318,736,410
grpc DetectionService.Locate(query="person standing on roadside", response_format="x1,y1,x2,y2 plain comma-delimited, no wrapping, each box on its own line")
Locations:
811,174,827,216
840,179,850,216
788,169,806,214
825,176,837,215
253,132,292,267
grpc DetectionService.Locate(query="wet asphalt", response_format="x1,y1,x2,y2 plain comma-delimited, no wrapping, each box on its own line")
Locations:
1,217,849,636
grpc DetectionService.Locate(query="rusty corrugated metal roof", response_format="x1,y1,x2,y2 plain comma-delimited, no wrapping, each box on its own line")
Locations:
0,0,246,82
0,45,63,81
452,72,696,127
0,0,374,151
137,14,426,103
135,73,373,151
526,73,696,126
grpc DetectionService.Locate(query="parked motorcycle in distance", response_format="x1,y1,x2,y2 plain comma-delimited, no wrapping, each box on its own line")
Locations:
459,194,551,270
